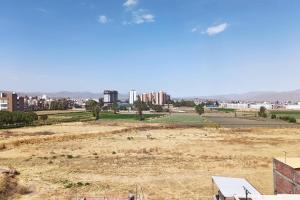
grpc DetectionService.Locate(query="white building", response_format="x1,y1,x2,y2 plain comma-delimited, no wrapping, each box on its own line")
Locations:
249,103,273,110
129,90,137,104
220,103,249,110
286,102,300,110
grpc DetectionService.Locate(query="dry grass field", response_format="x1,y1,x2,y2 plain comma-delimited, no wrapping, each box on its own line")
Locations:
1,122,300,200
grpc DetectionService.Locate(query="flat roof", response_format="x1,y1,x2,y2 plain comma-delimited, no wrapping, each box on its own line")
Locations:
251,194,300,200
212,176,261,198
275,157,300,169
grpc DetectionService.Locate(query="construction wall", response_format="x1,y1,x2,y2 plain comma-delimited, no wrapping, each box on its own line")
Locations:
273,159,300,194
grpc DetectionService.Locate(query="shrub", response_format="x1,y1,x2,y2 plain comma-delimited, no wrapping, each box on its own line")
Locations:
0,111,38,128
195,104,204,115
67,155,73,159
271,114,277,119
258,106,267,118
279,116,297,123
289,117,297,123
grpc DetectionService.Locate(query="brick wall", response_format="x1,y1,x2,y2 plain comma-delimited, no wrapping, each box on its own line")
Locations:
273,159,300,194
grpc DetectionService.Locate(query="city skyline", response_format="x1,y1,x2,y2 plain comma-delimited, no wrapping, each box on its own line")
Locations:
1,0,300,96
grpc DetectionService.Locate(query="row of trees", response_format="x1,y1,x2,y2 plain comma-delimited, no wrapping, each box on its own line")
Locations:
173,100,196,107
0,111,38,127
49,99,73,110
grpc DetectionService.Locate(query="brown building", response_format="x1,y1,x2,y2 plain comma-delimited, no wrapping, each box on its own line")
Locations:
273,157,300,194
0,92,24,112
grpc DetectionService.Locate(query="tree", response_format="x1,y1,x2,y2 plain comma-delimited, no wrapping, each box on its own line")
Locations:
152,105,163,112
258,106,267,118
112,103,118,114
98,98,104,108
173,100,196,107
195,104,204,115
134,96,144,121
271,114,277,119
85,100,98,111
93,106,100,120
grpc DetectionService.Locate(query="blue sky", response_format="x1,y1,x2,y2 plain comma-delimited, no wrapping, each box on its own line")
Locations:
1,0,300,97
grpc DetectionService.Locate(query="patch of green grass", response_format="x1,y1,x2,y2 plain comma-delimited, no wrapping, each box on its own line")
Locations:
100,112,163,121
148,113,210,126
38,111,163,124
215,108,236,113
270,110,300,120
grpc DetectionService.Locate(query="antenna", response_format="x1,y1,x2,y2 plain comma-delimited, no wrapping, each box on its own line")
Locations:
243,186,251,200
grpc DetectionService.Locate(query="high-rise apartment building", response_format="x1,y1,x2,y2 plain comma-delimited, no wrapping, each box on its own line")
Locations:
141,91,170,105
129,90,137,104
103,90,118,105
0,92,24,112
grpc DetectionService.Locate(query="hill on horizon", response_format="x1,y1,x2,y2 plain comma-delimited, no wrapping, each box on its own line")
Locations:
179,89,300,102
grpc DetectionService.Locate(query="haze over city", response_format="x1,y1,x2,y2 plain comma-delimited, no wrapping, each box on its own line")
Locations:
1,0,300,96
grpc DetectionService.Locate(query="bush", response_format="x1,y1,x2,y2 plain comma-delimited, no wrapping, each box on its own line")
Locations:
195,104,204,115
271,114,277,119
289,117,297,123
0,111,38,128
258,106,267,118
279,116,297,123
152,105,163,112
173,100,195,107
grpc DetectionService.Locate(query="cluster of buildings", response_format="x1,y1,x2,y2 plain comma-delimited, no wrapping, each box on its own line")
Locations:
219,102,300,111
0,91,83,112
220,102,274,110
0,89,171,112
103,89,170,106
212,157,300,200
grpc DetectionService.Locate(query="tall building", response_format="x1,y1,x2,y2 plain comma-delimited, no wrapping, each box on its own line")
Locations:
129,90,137,104
103,90,118,105
0,92,24,112
141,91,170,105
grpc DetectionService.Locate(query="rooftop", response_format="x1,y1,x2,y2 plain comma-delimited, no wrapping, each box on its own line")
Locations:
275,157,300,169
212,176,261,198
251,194,300,200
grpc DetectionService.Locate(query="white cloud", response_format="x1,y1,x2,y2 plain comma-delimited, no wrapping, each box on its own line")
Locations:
131,9,155,24
123,0,138,8
98,15,109,24
204,23,228,36
191,27,198,33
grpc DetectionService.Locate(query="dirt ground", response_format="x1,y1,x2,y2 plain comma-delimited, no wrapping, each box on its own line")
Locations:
0,122,300,200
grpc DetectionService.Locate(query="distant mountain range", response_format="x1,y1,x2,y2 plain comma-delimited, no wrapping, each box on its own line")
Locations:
203,89,300,102
176,89,300,102
3,89,300,102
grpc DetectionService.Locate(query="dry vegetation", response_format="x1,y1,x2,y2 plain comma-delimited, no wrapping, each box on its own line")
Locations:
1,122,300,200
